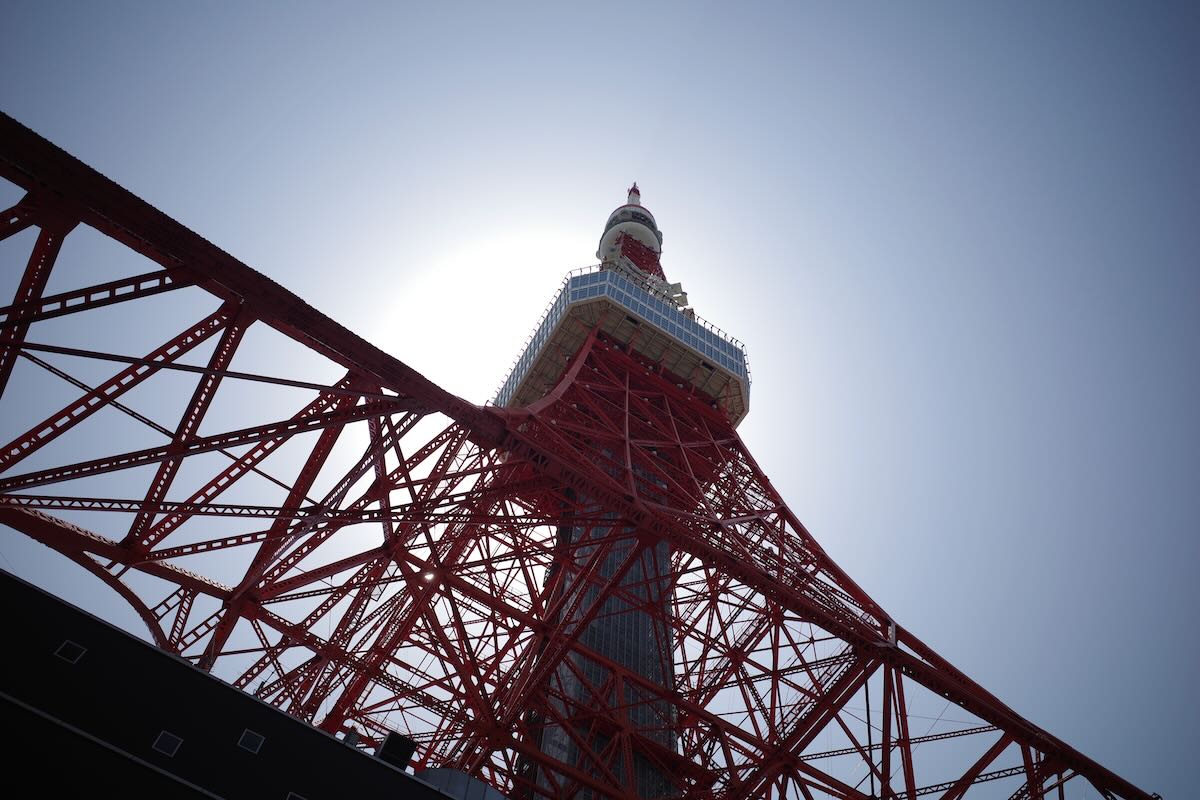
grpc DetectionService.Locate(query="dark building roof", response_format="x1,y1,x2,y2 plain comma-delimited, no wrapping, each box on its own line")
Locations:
0,568,455,800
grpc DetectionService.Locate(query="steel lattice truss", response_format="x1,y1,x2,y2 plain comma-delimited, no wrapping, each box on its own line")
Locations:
0,114,1154,800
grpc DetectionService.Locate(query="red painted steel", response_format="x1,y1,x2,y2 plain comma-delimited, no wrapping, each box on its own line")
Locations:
614,232,667,281
0,113,1157,800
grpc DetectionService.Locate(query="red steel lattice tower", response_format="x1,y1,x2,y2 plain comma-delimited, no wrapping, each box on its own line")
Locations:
0,115,1157,800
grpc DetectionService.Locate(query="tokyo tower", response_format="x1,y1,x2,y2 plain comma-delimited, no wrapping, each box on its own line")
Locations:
0,113,1157,799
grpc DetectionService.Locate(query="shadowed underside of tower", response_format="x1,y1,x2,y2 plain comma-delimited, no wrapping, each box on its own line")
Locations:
0,114,1157,800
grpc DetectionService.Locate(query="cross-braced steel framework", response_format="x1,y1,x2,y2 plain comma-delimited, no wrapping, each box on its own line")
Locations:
0,114,1155,800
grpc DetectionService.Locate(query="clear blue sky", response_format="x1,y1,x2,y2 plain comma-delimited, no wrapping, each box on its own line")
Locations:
2,2,1196,795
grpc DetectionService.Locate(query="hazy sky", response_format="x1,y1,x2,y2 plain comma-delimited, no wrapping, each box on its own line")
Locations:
2,3,1197,796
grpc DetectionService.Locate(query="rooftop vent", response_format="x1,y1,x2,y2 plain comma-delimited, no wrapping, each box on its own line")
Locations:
152,730,182,758
54,639,86,664
238,728,265,754
376,731,417,770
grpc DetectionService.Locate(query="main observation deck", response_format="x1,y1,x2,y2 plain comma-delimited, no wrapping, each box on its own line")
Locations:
495,264,751,426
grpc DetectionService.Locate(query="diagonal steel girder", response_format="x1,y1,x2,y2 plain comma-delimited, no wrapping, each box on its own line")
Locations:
0,112,1155,800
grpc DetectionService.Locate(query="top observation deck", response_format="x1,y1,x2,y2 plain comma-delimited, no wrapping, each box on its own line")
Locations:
495,186,751,426
494,263,751,426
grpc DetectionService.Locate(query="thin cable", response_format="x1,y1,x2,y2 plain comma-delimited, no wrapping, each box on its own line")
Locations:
19,350,318,504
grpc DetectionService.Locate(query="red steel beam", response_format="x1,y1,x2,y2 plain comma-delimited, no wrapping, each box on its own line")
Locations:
0,266,195,325
0,112,1157,800
0,212,76,395
0,111,498,443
